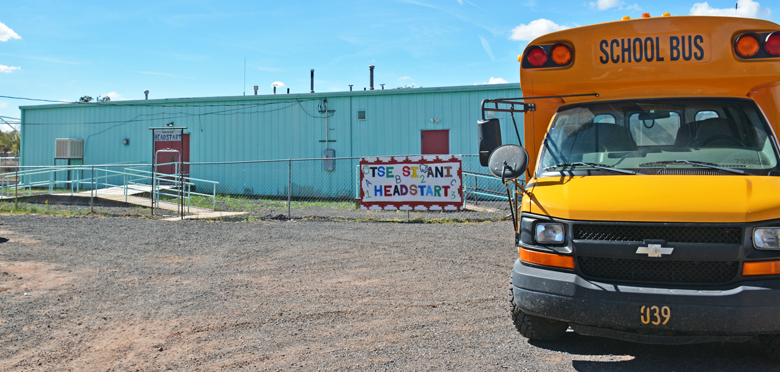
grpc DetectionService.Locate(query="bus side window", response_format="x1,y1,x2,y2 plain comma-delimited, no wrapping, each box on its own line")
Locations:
695,111,719,121
629,112,680,146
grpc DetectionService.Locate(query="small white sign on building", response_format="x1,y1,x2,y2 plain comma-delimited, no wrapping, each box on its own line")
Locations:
154,131,182,142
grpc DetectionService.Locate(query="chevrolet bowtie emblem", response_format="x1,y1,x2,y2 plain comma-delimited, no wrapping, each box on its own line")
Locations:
636,244,674,257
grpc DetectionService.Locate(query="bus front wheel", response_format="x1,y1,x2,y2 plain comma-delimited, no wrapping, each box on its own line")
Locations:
510,299,568,341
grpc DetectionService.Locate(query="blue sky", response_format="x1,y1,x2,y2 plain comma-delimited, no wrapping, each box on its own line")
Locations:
0,0,774,131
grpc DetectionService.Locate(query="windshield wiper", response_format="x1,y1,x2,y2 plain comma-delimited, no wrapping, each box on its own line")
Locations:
544,162,642,175
638,160,748,175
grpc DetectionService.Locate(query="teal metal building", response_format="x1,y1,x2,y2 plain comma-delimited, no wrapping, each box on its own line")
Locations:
19,84,524,197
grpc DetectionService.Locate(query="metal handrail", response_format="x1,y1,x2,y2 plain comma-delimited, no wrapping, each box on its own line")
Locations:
0,165,218,212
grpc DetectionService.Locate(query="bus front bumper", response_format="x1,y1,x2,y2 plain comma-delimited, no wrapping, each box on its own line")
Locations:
512,259,780,342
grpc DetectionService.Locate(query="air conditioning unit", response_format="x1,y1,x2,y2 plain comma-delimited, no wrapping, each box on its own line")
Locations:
55,138,84,159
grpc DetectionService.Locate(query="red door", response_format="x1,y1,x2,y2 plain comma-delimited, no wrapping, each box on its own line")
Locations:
154,133,190,177
421,130,449,155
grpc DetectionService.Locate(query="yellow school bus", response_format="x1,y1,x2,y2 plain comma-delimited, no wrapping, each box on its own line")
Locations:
479,14,780,357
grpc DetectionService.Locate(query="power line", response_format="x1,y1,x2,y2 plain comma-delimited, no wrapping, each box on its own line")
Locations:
0,95,70,103
18,98,332,126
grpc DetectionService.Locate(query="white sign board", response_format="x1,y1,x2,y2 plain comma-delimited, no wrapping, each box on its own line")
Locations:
360,155,463,211
154,131,182,142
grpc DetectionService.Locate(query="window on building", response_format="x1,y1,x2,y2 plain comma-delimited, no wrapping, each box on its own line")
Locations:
358,110,366,120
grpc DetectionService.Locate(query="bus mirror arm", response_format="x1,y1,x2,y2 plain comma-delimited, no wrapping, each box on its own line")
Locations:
479,93,599,120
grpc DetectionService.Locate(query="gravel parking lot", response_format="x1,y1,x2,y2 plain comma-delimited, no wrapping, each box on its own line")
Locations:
0,214,777,371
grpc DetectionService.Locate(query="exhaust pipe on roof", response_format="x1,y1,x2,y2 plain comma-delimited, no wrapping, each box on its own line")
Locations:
255,86,259,95
369,65,375,90
311,69,315,93
144,90,149,100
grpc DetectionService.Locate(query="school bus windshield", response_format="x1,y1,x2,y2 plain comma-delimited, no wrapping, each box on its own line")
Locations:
538,98,780,176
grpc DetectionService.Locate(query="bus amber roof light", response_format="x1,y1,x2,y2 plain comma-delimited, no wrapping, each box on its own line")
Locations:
736,33,760,58
622,16,630,20
642,13,650,18
550,44,573,66
526,46,548,67
765,32,780,56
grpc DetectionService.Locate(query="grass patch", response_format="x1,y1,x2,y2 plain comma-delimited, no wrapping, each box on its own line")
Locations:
0,202,92,217
188,194,355,212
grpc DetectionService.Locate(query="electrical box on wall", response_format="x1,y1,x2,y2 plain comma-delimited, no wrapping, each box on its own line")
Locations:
323,149,335,171
55,138,84,159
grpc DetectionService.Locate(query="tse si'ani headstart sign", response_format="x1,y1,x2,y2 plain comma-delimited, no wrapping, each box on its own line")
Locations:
360,156,463,211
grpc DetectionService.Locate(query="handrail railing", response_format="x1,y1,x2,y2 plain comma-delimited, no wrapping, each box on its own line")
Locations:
0,164,218,212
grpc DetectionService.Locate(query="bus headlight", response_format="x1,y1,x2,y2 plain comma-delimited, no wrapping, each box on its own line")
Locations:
754,228,780,250
535,223,565,244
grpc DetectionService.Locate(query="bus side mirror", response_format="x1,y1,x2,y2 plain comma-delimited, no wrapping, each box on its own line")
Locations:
488,144,528,180
478,118,502,166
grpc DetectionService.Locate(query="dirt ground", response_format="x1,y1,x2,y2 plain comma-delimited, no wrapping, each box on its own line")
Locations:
0,215,777,371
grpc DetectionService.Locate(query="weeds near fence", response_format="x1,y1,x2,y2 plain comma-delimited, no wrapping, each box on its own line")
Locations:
188,194,356,212
0,202,91,217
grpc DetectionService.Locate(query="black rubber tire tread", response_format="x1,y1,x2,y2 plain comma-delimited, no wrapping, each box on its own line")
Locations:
759,334,780,361
510,299,568,341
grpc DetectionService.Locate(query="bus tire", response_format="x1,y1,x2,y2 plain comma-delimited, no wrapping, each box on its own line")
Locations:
510,299,568,341
759,334,780,360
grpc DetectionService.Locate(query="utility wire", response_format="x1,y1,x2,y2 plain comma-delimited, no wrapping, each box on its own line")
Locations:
17,99,331,126
0,95,71,103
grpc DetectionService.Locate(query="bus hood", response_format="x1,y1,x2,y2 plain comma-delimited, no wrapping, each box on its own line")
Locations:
525,175,780,223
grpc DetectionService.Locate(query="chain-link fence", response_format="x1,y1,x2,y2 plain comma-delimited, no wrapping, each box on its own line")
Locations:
0,155,516,221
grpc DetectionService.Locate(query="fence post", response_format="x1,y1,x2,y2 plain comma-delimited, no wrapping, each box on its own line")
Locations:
474,175,478,206
287,159,292,220
14,167,18,209
90,165,94,213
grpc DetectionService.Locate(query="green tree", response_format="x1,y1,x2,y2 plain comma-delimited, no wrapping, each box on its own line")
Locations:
78,95,110,103
0,130,19,154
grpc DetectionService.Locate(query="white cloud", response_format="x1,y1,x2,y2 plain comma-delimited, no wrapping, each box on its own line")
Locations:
0,21,21,42
589,0,623,11
691,0,771,18
623,3,642,11
399,76,412,80
479,36,495,61
271,81,285,88
0,65,20,73
105,92,124,101
488,77,508,84
510,19,569,41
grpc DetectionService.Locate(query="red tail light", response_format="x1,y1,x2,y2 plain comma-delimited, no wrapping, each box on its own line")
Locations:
526,46,548,67
765,32,780,56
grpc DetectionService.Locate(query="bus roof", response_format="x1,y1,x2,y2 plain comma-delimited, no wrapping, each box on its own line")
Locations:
520,15,780,101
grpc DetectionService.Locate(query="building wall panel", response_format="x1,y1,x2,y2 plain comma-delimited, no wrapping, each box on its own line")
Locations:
20,84,524,197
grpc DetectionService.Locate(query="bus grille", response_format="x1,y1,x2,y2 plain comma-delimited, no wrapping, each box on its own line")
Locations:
577,257,739,284
573,224,742,244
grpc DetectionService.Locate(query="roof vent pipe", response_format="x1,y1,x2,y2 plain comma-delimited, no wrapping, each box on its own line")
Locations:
310,69,315,93
254,86,259,95
287,88,290,94
144,90,149,100
369,65,375,90
349,85,353,91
